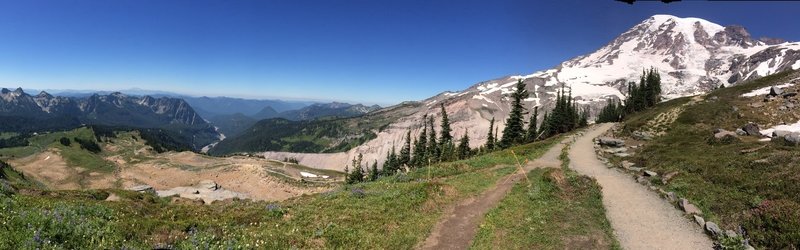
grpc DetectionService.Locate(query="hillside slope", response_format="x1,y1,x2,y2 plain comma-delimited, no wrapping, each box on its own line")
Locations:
612,70,800,248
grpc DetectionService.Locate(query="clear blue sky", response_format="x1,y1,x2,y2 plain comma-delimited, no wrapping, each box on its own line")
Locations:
0,0,797,105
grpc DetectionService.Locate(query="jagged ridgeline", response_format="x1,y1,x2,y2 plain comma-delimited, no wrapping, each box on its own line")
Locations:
0,88,219,151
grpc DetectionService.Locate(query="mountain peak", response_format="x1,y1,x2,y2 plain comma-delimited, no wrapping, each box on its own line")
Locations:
36,91,53,98
13,87,24,94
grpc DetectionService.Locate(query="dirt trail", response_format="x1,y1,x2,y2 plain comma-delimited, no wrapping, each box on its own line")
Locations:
418,138,569,250
569,123,712,249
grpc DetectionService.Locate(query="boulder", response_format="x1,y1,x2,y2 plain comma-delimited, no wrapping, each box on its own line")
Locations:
741,123,760,136
783,132,800,145
680,198,703,215
735,128,747,136
693,215,705,227
769,86,784,96
604,147,627,154
643,170,658,177
666,192,677,202
783,92,798,98
597,137,625,147
772,130,792,138
713,130,738,141
725,230,738,238
632,131,653,141
704,221,723,238
621,161,635,169
127,185,155,193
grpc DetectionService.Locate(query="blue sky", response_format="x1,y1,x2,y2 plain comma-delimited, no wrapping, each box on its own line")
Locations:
0,0,798,105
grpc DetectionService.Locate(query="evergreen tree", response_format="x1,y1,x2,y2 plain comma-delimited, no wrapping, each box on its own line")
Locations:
399,130,411,168
383,146,399,175
369,160,379,181
525,106,539,142
539,111,551,138
499,80,529,148
412,115,428,167
439,103,453,145
457,129,470,160
347,153,364,184
485,117,495,151
427,116,440,163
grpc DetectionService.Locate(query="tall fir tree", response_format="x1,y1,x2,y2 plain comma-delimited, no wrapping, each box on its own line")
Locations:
347,153,364,184
485,117,495,151
499,80,529,148
383,146,399,175
525,106,539,142
457,129,470,160
368,160,379,181
427,116,440,163
439,103,453,145
539,111,550,138
412,115,428,167
399,130,411,168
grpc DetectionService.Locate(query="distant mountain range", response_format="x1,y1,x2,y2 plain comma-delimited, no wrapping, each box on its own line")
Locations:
207,102,382,137
0,88,220,150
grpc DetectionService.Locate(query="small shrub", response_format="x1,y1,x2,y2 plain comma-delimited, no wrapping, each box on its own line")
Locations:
743,199,800,249
59,137,71,146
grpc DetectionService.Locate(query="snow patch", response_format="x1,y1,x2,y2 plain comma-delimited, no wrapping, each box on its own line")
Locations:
741,83,794,97
760,120,800,137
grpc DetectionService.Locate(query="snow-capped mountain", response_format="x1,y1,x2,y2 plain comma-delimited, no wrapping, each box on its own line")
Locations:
259,15,800,170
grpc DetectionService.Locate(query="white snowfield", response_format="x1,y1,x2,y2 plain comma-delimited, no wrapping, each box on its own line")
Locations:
741,83,795,97
300,171,329,179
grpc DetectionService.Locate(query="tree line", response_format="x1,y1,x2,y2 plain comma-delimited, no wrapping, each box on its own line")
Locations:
596,68,662,123
345,79,589,184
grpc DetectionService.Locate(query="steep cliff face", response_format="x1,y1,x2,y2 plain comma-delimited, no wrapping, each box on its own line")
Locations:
265,15,800,170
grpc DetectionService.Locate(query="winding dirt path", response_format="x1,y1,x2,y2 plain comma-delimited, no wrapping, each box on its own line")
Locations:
418,138,568,250
569,123,712,249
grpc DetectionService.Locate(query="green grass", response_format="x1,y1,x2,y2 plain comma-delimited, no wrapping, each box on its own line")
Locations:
620,70,800,249
471,143,619,250
0,134,564,249
0,132,19,140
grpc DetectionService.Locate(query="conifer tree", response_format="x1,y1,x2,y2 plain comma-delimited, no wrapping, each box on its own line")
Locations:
412,115,428,167
427,116,440,162
439,103,453,145
526,106,539,142
485,117,495,151
499,80,529,148
399,130,411,168
383,146,399,175
539,111,550,138
457,129,470,160
369,160,379,181
347,153,364,184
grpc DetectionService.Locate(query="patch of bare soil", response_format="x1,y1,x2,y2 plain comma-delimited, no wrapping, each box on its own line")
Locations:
8,149,80,190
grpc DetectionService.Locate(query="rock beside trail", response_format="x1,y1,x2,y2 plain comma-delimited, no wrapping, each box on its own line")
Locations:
198,180,219,191
597,137,625,147
704,221,723,238
680,198,702,215
693,215,705,227
661,171,679,184
643,170,658,177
